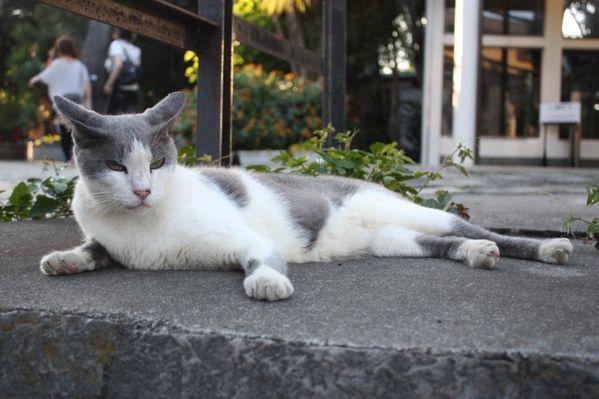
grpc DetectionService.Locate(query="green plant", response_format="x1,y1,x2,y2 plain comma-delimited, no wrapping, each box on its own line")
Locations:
563,182,599,249
178,63,322,151
246,125,472,217
0,161,77,222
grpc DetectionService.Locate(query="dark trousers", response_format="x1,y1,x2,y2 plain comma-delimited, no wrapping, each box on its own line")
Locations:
107,88,138,115
56,123,73,161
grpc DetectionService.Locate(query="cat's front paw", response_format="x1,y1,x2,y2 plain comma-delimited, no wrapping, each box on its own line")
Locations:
460,239,500,269
243,265,294,301
539,238,573,264
40,250,92,275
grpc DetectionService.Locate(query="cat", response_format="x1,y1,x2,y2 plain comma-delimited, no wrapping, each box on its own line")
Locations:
40,92,574,301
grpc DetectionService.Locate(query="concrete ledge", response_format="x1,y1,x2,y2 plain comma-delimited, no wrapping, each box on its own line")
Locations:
1,220,599,398
2,309,598,399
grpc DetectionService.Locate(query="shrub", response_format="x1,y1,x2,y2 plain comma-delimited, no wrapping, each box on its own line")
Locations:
233,65,321,150
176,62,322,151
563,182,599,250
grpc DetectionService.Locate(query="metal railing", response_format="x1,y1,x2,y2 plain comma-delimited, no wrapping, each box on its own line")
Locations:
40,0,347,164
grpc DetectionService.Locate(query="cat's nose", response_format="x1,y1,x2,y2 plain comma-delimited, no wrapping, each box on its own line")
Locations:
134,189,151,200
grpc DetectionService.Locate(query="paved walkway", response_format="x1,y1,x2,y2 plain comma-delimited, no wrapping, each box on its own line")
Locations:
1,219,598,398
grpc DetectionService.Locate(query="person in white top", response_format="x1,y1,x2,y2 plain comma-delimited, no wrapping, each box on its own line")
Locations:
103,28,142,114
29,35,92,161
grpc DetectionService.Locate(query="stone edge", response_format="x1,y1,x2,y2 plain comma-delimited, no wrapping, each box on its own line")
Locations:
1,308,598,398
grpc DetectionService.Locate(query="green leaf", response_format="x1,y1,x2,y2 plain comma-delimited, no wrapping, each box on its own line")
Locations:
9,182,32,208
29,195,60,219
246,164,272,173
586,182,599,206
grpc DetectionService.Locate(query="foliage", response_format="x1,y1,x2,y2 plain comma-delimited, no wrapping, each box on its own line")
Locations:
563,182,599,249
258,0,313,15
233,65,321,150
177,65,321,150
233,0,289,71
245,125,473,216
0,1,88,143
0,162,77,222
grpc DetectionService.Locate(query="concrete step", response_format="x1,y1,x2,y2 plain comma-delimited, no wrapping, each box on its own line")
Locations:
1,220,598,398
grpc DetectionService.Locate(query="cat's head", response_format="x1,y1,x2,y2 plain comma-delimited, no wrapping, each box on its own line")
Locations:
54,92,185,212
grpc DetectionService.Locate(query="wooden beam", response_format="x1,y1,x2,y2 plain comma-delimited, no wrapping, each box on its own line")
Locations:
39,0,217,48
234,17,322,75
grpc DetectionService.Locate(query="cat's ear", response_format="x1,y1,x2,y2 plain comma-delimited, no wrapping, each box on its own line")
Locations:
54,95,105,147
142,92,186,128
54,95,104,131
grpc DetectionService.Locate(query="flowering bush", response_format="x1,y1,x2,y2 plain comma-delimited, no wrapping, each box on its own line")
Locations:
233,64,321,150
181,53,322,150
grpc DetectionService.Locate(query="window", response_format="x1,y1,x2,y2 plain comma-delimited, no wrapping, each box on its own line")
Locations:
562,1,599,39
445,0,544,35
479,48,541,137
561,51,599,139
483,0,544,36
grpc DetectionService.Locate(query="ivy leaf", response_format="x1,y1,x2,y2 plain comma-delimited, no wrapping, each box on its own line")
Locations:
586,182,599,206
29,195,60,219
246,164,272,173
9,182,32,208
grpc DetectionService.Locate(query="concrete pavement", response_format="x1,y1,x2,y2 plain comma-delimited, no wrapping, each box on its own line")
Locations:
1,162,598,397
1,220,599,397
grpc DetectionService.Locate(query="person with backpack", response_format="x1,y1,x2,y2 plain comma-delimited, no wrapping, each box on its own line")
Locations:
103,28,141,115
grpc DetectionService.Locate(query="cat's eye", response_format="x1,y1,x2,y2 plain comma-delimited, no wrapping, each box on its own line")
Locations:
105,160,127,172
150,158,165,170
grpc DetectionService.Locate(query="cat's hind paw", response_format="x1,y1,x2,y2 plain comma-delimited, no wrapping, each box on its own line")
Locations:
539,238,573,265
243,265,294,301
40,249,93,275
460,239,500,269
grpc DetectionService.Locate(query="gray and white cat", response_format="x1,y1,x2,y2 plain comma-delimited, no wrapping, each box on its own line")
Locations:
40,92,574,301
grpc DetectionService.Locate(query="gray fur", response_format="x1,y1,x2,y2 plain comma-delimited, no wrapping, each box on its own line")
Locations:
450,218,540,260
246,251,287,276
416,235,466,260
200,168,249,207
253,173,362,248
82,240,116,268
54,93,183,179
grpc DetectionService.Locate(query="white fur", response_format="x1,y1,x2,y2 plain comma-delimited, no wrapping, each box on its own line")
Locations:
455,239,500,269
539,238,573,264
40,247,95,275
243,265,294,301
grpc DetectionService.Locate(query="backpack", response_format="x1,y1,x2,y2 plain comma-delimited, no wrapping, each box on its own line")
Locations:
116,45,141,86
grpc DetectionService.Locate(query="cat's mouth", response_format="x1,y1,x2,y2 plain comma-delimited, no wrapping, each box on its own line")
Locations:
126,201,151,210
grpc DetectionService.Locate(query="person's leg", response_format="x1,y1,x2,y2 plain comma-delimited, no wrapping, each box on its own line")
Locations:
56,123,73,161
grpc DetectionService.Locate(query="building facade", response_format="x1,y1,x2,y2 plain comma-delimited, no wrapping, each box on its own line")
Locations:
421,0,599,166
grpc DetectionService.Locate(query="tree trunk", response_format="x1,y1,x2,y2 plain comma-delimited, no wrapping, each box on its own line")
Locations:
81,21,112,113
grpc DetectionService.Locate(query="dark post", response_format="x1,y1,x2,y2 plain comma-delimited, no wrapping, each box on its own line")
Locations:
322,0,347,145
196,0,233,164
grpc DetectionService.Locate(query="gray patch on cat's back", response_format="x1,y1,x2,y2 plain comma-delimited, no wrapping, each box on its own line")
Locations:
253,173,363,248
200,167,249,207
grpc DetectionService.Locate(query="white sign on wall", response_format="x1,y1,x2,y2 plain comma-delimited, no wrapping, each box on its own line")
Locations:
540,102,581,124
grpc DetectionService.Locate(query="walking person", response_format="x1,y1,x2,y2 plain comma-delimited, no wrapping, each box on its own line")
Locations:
29,35,92,162
104,28,141,114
